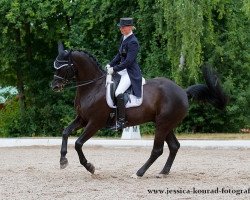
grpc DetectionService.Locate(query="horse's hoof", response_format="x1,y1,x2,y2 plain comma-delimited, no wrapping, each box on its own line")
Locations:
136,170,144,177
60,158,69,169
131,173,141,179
86,163,95,174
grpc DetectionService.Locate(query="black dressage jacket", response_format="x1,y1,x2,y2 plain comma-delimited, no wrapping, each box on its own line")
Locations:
109,34,142,98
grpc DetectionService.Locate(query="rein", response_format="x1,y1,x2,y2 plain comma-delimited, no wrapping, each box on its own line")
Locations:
67,74,106,89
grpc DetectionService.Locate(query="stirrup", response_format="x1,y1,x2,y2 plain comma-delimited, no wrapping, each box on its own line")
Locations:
109,121,125,131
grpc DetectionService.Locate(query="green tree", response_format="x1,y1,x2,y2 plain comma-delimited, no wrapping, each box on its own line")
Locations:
0,0,249,136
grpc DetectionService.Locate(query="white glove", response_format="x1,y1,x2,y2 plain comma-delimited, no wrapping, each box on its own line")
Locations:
105,64,111,69
107,67,114,75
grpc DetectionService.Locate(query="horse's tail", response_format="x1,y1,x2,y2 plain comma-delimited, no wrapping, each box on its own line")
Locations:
185,65,228,110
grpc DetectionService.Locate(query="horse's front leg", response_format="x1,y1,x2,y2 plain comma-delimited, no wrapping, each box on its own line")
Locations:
60,115,84,169
75,123,100,174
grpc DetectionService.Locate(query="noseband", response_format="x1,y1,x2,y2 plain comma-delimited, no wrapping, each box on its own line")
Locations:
53,51,106,89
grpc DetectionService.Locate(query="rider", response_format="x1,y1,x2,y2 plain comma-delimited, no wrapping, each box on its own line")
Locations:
106,17,142,130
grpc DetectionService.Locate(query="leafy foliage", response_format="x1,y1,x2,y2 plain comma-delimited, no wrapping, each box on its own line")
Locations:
0,0,249,137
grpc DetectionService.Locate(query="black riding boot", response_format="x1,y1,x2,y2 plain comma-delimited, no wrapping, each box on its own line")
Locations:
110,94,126,131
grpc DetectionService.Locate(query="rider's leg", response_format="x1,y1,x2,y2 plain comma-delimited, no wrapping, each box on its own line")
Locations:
116,93,126,128
115,72,131,97
110,72,131,130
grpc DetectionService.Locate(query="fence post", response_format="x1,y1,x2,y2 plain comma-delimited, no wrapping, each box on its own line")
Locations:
121,126,141,139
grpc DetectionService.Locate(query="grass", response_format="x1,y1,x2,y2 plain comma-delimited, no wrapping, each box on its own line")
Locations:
142,133,250,140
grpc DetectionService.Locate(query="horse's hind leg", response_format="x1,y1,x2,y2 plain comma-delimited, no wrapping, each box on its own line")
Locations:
159,131,180,176
60,116,84,169
136,132,165,177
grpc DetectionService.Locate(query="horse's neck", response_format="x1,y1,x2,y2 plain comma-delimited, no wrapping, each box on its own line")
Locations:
76,57,103,81
76,61,105,94
77,68,101,82
73,52,105,100
75,78,105,109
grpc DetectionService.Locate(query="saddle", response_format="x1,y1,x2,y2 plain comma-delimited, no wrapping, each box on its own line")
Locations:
106,73,145,109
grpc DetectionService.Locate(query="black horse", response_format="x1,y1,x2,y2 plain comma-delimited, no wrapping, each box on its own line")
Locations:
51,43,228,177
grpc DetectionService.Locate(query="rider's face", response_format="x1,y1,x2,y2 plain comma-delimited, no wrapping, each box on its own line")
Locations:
120,26,132,36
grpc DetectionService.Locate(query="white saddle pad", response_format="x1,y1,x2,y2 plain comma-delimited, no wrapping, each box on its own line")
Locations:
105,75,146,108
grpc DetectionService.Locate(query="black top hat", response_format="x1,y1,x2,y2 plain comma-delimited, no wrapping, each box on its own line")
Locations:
117,18,134,27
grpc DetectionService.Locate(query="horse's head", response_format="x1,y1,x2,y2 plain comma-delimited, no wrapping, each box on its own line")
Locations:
51,42,76,92
51,42,106,92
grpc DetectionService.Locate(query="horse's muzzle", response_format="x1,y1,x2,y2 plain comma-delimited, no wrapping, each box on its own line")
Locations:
50,81,64,92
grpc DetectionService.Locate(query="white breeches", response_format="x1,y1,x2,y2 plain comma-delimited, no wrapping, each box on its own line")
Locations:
115,69,142,107
115,70,131,97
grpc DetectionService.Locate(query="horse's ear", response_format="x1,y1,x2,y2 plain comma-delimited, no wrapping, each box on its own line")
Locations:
58,41,64,54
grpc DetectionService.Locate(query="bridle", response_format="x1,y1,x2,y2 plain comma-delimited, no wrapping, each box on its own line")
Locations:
53,56,76,85
53,51,106,89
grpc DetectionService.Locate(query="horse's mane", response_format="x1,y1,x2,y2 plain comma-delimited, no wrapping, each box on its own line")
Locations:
73,50,105,73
